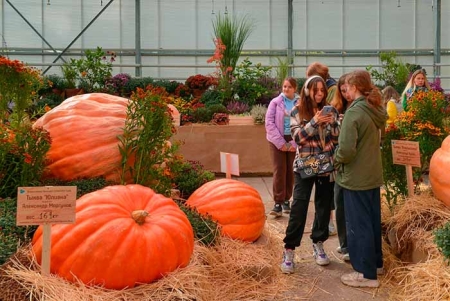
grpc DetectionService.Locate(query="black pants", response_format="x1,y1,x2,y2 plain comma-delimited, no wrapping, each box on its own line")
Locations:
344,188,383,280
334,182,348,253
283,173,334,249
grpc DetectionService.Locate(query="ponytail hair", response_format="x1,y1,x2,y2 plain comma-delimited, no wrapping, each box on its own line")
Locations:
346,70,382,108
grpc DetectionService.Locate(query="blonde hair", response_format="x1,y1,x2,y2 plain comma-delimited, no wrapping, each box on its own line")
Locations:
401,69,431,99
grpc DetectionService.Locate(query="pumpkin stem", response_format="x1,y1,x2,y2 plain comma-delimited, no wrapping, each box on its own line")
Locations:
131,210,149,225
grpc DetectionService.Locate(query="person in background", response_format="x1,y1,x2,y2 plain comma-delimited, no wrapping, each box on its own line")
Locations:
265,77,299,218
382,86,401,125
306,62,338,236
280,75,340,273
401,69,431,111
334,70,387,288
329,73,351,262
306,61,337,104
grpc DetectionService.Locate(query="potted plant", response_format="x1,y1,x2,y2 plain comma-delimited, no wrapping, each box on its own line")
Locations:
250,104,267,125
226,101,253,125
185,74,215,97
211,112,229,125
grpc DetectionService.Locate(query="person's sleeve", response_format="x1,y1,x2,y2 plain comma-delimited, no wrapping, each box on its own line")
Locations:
265,100,286,149
334,112,358,164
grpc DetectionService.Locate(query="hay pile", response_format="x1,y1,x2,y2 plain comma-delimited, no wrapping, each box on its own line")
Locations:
382,192,450,301
0,226,301,301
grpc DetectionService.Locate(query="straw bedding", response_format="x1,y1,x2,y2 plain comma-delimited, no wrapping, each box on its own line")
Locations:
382,191,450,301
0,225,302,301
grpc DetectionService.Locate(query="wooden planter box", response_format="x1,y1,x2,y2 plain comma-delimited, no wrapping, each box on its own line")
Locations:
228,115,254,125
172,124,272,175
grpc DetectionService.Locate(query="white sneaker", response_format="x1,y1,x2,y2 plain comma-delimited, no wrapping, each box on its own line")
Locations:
341,272,379,288
280,249,295,274
312,242,330,266
342,253,350,261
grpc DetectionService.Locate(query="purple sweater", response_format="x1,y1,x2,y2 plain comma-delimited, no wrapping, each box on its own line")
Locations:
265,94,298,150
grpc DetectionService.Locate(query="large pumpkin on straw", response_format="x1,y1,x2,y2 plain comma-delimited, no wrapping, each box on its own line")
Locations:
429,135,450,207
186,178,266,242
33,93,129,182
32,184,194,289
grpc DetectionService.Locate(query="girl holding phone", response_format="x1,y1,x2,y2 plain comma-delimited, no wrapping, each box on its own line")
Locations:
280,75,340,273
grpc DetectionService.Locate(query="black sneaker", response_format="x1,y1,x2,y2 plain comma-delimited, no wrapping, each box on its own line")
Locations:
282,201,291,213
269,203,282,217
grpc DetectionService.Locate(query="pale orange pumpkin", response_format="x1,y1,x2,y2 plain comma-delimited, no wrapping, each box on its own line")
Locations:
32,184,194,289
33,93,129,182
429,135,450,207
186,178,266,242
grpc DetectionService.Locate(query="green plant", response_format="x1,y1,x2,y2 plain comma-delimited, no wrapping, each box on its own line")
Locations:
152,79,181,94
250,104,268,125
118,88,179,195
232,58,272,107
276,57,289,86
191,106,213,123
61,63,77,89
0,56,43,123
0,123,51,199
381,90,449,211
175,199,220,246
41,177,112,198
200,89,224,106
173,160,215,199
0,197,36,265
123,77,155,95
434,221,450,264
366,51,409,93
65,47,116,92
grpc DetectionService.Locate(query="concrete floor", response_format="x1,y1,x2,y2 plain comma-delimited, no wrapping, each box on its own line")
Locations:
238,176,391,301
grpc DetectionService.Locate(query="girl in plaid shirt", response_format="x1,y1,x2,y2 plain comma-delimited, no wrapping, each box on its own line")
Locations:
280,75,340,273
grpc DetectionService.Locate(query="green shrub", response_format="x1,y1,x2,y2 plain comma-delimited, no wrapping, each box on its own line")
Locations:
123,77,154,95
173,160,215,199
200,89,223,106
434,222,450,264
41,177,112,198
192,107,213,123
0,197,35,265
206,103,228,114
152,79,181,94
175,200,220,246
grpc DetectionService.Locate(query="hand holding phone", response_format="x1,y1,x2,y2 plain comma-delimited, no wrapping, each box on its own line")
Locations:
320,105,334,116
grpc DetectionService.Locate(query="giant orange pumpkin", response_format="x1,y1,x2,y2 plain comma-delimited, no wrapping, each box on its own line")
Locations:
32,184,194,289
429,135,450,207
186,179,266,242
33,93,129,182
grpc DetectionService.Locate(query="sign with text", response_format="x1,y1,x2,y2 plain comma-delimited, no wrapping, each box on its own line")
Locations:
391,140,421,168
16,186,77,226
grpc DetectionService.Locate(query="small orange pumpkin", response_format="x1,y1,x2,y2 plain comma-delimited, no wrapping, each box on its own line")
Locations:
186,178,266,242
33,93,129,182
32,184,194,289
429,135,450,207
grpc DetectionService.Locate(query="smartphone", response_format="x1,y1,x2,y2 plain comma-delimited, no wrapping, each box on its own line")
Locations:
320,105,335,115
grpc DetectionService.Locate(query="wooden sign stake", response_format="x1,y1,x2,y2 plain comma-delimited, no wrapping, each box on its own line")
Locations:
42,224,52,275
226,153,232,179
406,165,415,198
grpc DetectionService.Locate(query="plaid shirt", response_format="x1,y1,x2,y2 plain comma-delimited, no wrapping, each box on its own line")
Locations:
290,107,340,170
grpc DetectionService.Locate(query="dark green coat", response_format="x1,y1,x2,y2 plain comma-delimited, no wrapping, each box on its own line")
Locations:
334,96,387,190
